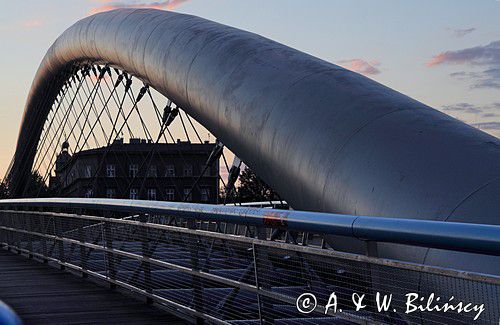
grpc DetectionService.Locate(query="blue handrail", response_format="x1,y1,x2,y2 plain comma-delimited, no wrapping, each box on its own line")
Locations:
0,197,499,256
0,301,22,325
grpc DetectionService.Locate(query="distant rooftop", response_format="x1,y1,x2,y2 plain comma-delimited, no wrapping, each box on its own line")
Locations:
66,138,215,157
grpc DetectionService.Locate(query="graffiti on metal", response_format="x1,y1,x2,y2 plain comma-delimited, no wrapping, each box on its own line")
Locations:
263,211,289,228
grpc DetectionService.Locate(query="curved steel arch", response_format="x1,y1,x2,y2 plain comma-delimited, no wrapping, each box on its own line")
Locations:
8,9,500,273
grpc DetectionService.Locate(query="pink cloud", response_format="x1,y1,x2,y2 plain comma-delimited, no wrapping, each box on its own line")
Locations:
426,40,500,67
337,59,381,75
426,53,448,67
23,20,43,28
89,0,190,14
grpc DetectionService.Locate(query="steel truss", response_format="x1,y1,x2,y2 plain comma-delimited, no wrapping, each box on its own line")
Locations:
23,63,267,205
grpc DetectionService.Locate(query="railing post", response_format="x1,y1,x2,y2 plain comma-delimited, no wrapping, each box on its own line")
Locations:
55,214,66,270
365,241,378,257
139,214,153,303
39,208,48,263
13,209,21,255
6,211,13,251
254,227,274,325
10,211,15,251
252,242,264,324
104,218,116,289
365,240,381,313
27,213,34,259
0,211,9,250
78,211,88,278
187,219,204,325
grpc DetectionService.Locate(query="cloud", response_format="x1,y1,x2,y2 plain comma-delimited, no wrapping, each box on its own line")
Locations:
428,40,500,90
449,68,500,89
89,0,190,14
441,102,483,114
441,102,500,118
447,27,476,38
471,122,500,131
22,20,43,28
426,40,500,67
441,103,500,138
337,59,381,75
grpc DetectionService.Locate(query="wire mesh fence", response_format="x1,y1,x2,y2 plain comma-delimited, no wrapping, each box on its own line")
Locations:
0,209,498,324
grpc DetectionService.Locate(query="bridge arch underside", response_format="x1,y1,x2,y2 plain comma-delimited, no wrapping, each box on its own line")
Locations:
8,9,500,275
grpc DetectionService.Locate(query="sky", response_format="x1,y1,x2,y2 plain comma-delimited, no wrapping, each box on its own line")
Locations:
0,0,499,177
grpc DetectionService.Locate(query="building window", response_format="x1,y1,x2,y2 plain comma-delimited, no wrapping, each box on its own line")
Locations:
183,164,193,177
183,188,192,201
84,165,92,178
165,188,175,201
147,165,157,177
106,188,116,198
84,188,94,198
165,164,175,177
129,164,138,177
147,188,157,200
201,188,210,202
106,164,116,177
130,188,138,200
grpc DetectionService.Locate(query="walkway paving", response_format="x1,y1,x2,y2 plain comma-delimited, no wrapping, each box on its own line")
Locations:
0,249,187,324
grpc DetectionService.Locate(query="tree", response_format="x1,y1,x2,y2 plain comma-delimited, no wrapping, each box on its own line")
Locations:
22,171,51,198
236,167,281,203
0,181,10,199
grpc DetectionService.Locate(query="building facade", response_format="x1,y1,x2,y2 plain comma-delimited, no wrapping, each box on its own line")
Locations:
50,139,219,203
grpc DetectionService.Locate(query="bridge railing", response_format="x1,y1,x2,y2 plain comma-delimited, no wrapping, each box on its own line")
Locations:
0,198,498,324
0,301,21,325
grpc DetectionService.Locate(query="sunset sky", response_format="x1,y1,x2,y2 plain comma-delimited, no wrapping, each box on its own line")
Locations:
0,0,499,177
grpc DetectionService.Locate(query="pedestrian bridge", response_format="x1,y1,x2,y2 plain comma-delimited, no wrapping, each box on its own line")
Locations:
1,8,499,324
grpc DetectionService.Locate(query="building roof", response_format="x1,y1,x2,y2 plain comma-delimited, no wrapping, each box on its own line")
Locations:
71,139,216,158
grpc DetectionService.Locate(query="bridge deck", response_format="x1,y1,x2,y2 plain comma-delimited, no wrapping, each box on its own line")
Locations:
0,249,187,325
